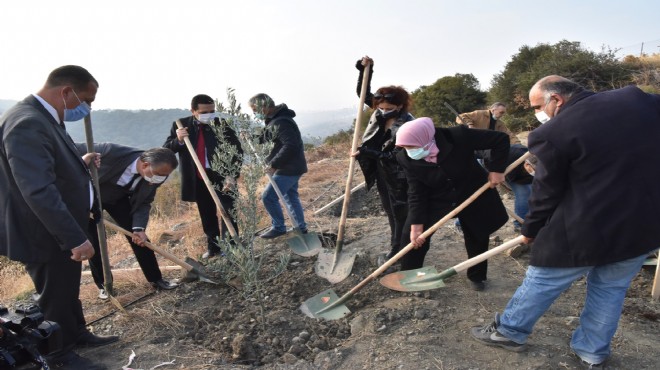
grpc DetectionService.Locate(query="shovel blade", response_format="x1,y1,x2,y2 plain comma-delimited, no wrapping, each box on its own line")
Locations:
300,289,351,320
315,249,357,284
183,257,219,284
379,266,446,292
287,231,322,257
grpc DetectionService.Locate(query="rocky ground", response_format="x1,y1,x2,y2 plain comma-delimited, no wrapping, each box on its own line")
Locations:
2,145,658,370
65,187,660,370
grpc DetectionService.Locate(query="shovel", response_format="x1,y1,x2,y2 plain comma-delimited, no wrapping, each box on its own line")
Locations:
103,220,218,284
314,64,372,283
175,120,241,246
83,115,114,297
244,139,322,256
301,152,530,319
380,236,525,291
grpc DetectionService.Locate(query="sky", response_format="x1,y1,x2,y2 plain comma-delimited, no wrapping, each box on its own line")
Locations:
1,0,659,112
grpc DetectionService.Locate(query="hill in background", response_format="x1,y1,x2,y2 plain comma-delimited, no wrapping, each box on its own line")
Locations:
0,100,355,148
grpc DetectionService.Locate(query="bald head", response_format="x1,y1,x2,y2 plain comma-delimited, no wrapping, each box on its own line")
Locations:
529,75,584,105
529,75,585,122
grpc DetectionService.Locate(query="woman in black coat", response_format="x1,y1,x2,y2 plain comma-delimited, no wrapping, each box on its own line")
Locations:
353,56,415,261
396,117,509,290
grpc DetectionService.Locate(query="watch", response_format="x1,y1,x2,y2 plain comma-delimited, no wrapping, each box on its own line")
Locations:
132,227,145,232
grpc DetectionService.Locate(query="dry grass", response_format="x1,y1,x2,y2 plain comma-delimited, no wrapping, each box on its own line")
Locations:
0,140,356,306
0,257,34,301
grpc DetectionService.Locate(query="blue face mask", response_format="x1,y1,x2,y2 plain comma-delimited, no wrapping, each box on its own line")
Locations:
63,89,91,122
405,147,430,160
254,112,266,121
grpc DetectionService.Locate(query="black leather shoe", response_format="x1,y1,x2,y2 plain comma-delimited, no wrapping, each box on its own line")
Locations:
48,351,108,369
76,330,119,347
260,228,287,239
151,278,179,290
470,280,486,291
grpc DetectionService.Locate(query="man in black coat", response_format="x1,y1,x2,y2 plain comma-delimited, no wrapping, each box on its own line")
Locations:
0,66,112,369
471,76,660,368
78,143,179,298
248,93,308,238
164,94,243,258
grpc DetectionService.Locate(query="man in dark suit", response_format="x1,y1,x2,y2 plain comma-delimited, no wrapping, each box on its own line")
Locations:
0,65,113,369
79,143,179,299
164,94,243,258
471,76,660,368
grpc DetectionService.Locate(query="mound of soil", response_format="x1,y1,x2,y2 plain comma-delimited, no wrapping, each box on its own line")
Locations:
70,193,659,370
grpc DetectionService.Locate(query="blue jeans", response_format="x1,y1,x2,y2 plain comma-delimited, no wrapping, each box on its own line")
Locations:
262,174,307,232
507,181,531,227
496,252,649,364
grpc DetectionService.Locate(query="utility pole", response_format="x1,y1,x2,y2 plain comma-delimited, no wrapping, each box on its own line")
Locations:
640,42,644,57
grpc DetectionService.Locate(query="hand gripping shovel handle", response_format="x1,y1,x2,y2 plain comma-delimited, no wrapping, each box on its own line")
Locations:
103,220,218,285
103,220,196,272
335,64,372,254
324,152,531,309
83,115,113,293
175,120,240,244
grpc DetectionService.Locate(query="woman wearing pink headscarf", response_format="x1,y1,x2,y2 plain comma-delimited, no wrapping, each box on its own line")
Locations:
396,117,510,291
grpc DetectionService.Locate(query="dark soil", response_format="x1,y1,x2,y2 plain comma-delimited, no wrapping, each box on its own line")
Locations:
67,190,660,370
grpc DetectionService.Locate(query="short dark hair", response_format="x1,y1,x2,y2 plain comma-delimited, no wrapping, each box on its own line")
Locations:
373,86,412,112
191,94,215,110
45,65,98,90
248,93,275,109
140,148,178,170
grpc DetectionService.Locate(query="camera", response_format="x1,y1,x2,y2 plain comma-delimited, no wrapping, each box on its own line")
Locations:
0,304,62,369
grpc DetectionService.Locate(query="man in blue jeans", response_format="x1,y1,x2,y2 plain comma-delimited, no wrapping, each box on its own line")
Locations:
248,93,308,238
471,75,660,369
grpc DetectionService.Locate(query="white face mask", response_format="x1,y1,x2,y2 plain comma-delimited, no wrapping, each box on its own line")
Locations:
143,166,167,184
535,110,551,124
197,112,216,124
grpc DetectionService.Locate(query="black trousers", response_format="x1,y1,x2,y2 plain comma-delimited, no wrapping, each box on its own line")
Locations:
401,209,490,282
25,251,86,353
194,179,238,252
374,169,408,254
88,197,162,287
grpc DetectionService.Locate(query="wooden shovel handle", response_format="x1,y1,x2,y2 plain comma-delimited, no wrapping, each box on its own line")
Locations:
103,219,194,272
348,152,531,294
83,115,114,291
175,120,239,242
335,64,372,251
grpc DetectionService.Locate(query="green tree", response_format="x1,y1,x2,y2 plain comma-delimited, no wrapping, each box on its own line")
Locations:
411,73,487,126
489,40,635,131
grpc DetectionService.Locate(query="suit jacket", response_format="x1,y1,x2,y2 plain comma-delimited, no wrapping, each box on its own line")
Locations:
75,142,158,229
457,109,520,144
0,95,92,263
523,86,660,267
164,117,242,202
397,126,509,236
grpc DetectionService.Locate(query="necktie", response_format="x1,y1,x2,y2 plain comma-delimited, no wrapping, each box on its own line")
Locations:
123,174,141,192
59,121,66,130
196,125,206,179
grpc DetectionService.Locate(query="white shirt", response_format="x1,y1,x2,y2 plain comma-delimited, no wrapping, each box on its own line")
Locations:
116,159,141,191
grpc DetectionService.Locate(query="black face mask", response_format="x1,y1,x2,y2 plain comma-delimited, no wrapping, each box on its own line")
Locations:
379,108,400,120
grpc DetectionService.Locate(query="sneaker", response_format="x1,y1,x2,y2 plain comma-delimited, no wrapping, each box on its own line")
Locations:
202,251,218,259
98,288,109,300
574,353,606,369
470,314,527,352
260,228,287,239
506,243,530,258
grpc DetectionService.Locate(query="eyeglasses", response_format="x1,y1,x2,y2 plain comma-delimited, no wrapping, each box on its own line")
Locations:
373,92,395,101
